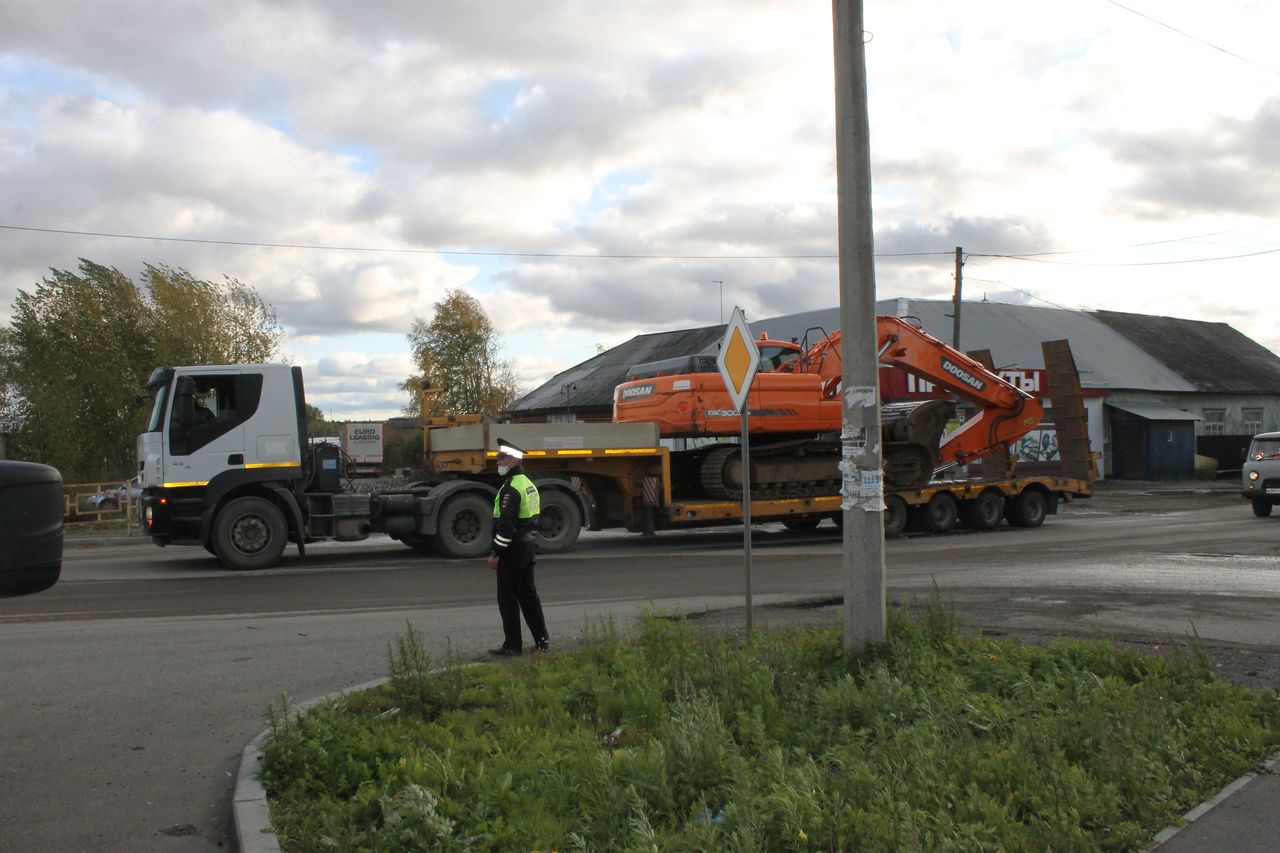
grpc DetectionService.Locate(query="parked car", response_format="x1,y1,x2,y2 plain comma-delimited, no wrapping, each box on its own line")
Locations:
0,460,63,596
86,476,143,511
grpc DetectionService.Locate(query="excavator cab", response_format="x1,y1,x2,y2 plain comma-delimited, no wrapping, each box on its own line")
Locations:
754,335,804,372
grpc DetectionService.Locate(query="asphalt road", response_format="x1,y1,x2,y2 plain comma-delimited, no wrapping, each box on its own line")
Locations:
1,485,1277,852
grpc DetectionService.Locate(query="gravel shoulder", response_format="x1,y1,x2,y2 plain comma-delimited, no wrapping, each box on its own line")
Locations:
684,479,1280,695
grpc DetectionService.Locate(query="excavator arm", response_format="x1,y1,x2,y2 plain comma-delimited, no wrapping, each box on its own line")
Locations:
873,317,1044,467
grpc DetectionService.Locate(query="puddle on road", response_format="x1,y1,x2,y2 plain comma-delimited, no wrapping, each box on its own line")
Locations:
1008,595,1069,606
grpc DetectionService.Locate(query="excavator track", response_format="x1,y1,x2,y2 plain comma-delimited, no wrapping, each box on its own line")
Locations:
697,399,956,499
699,440,842,500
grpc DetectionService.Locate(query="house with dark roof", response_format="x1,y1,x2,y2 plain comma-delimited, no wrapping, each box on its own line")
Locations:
509,299,1280,480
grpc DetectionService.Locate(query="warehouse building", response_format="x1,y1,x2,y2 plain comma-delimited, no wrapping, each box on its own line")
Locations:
510,299,1280,480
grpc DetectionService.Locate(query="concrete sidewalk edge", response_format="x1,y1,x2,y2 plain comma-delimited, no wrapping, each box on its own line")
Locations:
1147,750,1280,849
231,649,1279,853
235,677,389,853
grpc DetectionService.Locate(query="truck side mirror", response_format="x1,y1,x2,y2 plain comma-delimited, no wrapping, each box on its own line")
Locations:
175,376,195,432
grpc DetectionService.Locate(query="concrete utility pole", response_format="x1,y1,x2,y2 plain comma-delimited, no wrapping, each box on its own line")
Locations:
832,0,886,649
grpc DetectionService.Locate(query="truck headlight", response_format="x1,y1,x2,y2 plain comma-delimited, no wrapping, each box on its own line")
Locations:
1249,471,1260,481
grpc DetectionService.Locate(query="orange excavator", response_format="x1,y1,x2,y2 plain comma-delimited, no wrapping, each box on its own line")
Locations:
613,316,1044,497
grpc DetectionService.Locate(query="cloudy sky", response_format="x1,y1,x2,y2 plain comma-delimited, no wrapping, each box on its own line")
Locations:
2,0,1277,419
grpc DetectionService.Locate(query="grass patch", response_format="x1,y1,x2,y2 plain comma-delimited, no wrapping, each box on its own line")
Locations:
260,602,1279,851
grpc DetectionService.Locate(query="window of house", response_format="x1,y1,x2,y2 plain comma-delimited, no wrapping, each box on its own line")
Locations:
1202,408,1225,436
1242,407,1263,436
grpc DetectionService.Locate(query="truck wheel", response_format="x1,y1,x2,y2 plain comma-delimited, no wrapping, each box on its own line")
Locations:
536,490,583,553
99,498,119,511
213,497,288,570
782,518,822,531
1252,499,1274,518
962,491,1004,530
1006,489,1048,528
921,493,958,533
883,495,908,538
434,493,491,559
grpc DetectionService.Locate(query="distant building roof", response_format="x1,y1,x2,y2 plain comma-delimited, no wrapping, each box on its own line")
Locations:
510,298,1280,417
1106,401,1201,421
1091,310,1280,393
513,325,724,416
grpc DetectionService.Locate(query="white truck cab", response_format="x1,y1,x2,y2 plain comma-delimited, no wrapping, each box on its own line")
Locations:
1242,431,1280,517
138,364,314,567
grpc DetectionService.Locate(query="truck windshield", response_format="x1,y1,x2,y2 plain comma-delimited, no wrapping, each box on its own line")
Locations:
147,385,169,433
1249,438,1280,460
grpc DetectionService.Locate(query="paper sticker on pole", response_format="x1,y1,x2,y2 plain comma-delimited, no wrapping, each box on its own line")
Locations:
716,306,759,413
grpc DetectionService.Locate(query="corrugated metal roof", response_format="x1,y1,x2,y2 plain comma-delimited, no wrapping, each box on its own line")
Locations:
875,299,1195,392
512,325,724,412
734,299,1201,392
1106,401,1202,421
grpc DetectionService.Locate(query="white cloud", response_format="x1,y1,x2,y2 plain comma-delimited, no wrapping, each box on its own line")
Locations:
2,0,1278,420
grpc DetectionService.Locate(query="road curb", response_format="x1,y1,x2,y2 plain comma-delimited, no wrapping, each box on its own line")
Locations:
1147,750,1280,849
233,662,1279,852
63,534,148,549
234,677,389,853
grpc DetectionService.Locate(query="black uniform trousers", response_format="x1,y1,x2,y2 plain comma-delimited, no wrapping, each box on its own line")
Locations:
495,537,548,651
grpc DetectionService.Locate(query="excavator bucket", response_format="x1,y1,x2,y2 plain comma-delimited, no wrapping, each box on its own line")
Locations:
1041,339,1096,483
881,400,956,489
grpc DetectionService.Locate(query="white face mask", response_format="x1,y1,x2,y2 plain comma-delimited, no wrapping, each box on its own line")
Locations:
497,464,511,476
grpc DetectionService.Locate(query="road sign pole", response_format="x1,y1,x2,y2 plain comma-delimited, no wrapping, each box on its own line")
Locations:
715,305,761,638
741,407,752,635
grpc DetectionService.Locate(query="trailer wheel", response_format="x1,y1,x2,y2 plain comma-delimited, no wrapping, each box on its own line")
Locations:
1006,489,1048,528
962,491,1004,530
536,490,582,553
883,495,908,538
212,496,288,570
434,493,491,559
921,493,958,533
1252,499,1274,518
782,517,822,532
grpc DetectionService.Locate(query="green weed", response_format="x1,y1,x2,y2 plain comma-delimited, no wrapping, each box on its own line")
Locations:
261,611,1280,852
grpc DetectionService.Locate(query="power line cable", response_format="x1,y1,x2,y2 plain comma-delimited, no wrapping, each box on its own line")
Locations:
0,223,868,261
974,246,1280,266
1104,0,1280,78
987,220,1280,258
3,222,1277,266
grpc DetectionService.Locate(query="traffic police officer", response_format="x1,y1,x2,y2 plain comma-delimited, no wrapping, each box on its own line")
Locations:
486,438,550,655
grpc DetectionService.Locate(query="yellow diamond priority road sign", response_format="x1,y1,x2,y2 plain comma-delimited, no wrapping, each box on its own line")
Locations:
716,306,759,413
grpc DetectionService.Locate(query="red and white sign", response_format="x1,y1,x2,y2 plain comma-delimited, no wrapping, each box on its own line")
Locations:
879,366,1048,400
